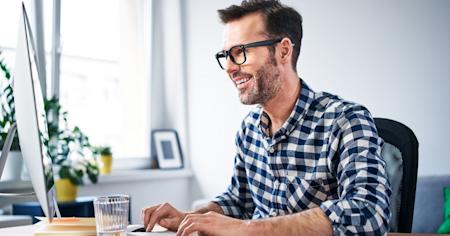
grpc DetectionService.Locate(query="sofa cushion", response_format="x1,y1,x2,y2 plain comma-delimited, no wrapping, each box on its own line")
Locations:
437,187,450,233
413,176,450,233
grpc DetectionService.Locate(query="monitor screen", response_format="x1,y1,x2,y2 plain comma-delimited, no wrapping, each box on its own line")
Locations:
13,3,57,222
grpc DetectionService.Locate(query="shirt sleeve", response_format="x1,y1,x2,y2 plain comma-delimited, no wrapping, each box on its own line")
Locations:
211,127,255,219
319,105,391,235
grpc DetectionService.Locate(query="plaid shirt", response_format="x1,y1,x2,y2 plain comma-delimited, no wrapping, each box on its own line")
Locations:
212,79,391,235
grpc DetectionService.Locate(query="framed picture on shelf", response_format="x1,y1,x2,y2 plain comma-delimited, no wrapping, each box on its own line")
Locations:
151,129,183,169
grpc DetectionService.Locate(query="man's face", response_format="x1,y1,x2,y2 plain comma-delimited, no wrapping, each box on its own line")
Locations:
222,13,282,105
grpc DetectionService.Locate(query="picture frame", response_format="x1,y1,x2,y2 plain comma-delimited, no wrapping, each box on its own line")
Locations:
151,129,183,169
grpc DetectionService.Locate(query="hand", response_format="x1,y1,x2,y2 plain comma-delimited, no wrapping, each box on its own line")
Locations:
142,203,187,232
176,211,249,236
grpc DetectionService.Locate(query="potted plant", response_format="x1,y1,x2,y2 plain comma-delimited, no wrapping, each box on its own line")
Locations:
92,145,113,175
44,97,99,202
0,52,23,181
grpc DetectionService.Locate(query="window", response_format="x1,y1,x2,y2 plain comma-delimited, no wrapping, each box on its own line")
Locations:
1,0,152,161
58,0,151,159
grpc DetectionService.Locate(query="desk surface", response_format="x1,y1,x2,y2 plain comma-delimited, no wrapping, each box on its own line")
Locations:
0,224,175,236
0,224,37,235
0,224,447,236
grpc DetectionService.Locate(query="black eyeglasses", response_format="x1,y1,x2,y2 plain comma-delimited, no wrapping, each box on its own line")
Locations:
215,38,283,70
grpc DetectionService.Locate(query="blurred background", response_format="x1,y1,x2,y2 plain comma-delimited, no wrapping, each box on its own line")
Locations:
0,0,449,231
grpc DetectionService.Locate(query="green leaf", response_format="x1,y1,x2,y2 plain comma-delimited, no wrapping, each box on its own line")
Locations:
75,169,83,178
4,86,12,94
68,172,82,186
88,172,98,184
59,166,70,179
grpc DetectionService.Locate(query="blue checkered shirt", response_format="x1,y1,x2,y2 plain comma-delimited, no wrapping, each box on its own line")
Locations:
212,79,391,235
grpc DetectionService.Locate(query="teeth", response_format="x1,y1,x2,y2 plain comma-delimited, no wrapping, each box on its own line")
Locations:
236,77,251,85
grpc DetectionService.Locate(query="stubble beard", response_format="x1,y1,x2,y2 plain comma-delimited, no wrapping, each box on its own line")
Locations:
239,54,281,105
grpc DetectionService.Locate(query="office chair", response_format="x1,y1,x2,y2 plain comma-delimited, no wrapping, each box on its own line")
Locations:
374,118,419,233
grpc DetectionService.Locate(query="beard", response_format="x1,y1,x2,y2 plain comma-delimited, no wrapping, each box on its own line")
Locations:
235,54,282,105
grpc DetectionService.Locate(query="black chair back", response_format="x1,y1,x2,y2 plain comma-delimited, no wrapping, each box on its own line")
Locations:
374,118,419,233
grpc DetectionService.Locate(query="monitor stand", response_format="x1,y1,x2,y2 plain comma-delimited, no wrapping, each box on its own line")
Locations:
0,123,61,218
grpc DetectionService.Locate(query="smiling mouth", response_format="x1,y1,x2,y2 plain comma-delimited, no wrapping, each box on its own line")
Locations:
235,76,252,89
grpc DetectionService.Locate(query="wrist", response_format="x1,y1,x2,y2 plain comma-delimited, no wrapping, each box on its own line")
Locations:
245,219,271,235
191,202,224,215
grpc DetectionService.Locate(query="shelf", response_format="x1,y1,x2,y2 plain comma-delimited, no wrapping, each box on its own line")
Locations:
95,168,193,184
0,168,193,191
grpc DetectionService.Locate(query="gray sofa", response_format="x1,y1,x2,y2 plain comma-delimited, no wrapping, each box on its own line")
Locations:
412,175,450,233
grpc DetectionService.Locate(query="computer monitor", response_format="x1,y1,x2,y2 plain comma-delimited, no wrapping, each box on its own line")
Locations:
12,3,58,222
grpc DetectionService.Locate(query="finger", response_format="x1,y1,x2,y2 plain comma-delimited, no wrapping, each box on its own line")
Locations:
159,217,180,230
177,214,206,236
142,205,160,228
146,203,174,232
142,205,159,227
179,222,204,236
176,214,195,236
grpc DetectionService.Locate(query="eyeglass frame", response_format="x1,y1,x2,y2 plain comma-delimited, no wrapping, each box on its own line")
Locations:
215,38,284,70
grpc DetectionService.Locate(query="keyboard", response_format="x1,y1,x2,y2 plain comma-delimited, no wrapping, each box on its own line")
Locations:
127,224,176,236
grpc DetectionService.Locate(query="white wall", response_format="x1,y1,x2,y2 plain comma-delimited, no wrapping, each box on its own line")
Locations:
79,174,192,224
185,0,450,198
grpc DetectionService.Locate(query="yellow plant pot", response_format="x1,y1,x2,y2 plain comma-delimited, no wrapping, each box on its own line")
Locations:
99,155,113,175
55,178,78,202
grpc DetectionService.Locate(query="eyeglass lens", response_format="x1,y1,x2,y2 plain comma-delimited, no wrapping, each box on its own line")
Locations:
218,46,246,69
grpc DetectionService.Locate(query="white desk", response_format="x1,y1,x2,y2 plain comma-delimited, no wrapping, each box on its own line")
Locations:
0,224,37,236
0,223,177,235
0,224,447,236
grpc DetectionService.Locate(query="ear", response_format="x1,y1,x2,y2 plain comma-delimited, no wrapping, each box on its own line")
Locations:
278,38,293,66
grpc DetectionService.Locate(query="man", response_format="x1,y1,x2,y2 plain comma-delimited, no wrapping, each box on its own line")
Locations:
143,1,391,235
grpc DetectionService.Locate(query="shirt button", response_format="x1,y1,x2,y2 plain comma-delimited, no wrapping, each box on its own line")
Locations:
269,147,274,153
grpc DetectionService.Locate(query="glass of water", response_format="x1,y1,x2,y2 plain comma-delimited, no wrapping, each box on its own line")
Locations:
94,194,130,236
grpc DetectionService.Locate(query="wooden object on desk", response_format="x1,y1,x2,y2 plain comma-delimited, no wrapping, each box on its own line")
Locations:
0,217,96,236
33,217,96,235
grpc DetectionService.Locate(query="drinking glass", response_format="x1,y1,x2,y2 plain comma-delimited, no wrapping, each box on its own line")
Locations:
93,194,129,236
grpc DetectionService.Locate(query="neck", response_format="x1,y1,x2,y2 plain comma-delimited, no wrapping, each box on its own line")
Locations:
262,71,301,135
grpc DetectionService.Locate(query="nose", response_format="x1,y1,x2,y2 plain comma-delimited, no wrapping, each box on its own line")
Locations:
225,57,239,74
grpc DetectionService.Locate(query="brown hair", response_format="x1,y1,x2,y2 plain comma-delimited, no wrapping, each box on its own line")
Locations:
218,0,303,71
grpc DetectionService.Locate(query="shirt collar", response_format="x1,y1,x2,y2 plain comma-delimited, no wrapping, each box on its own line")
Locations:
258,78,316,142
